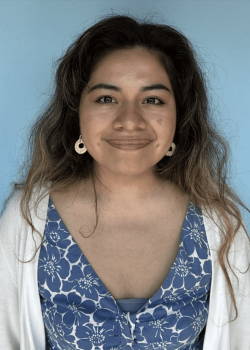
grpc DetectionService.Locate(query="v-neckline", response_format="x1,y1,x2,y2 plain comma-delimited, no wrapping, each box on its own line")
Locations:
47,197,193,314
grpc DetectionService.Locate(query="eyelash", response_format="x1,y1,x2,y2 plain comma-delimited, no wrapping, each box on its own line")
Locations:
95,96,164,105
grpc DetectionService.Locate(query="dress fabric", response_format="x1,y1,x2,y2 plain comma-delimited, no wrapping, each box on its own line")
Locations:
38,198,212,350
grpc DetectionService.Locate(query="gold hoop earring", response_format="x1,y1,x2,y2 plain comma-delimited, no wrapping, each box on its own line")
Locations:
75,135,87,154
166,142,176,156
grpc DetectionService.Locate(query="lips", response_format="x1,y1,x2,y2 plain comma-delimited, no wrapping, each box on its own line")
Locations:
106,138,152,150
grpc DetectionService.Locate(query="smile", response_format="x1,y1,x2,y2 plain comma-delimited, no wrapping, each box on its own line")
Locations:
106,139,152,150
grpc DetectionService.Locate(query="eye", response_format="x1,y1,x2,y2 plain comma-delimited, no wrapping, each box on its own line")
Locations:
95,96,164,105
144,97,164,105
96,96,116,104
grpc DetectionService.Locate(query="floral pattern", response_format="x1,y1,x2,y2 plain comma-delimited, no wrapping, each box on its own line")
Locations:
38,198,212,350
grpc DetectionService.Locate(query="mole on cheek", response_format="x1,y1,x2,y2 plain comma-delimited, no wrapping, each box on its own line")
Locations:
157,119,162,124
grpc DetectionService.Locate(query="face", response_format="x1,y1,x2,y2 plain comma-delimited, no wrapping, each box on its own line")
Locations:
79,47,176,178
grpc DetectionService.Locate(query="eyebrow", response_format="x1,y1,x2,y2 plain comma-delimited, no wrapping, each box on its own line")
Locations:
87,83,171,94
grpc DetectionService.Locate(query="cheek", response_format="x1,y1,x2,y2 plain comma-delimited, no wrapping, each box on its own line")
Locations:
155,119,176,150
151,102,176,128
80,114,105,150
156,113,176,134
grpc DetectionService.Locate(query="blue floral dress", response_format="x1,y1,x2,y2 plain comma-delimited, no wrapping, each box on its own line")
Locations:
38,198,212,350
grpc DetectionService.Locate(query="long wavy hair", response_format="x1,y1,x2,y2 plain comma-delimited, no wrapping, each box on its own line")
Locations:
2,13,250,323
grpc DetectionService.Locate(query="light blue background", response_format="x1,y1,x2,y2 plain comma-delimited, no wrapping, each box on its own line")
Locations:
0,1,250,224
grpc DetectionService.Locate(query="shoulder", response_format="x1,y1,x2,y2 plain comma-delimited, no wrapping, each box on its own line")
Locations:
202,203,250,284
0,182,50,226
0,184,50,258
0,191,23,235
202,203,250,246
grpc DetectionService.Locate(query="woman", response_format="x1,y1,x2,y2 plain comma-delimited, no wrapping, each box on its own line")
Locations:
0,13,249,350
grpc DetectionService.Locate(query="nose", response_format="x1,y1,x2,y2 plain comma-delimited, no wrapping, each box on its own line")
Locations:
112,101,147,131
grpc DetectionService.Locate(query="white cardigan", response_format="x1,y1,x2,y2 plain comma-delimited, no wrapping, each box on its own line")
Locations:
0,187,250,350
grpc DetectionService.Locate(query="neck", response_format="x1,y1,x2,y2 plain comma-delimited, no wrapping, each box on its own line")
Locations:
87,162,171,204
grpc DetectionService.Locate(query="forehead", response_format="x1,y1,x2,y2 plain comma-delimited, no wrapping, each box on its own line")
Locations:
88,47,170,86
92,47,166,73
80,48,174,102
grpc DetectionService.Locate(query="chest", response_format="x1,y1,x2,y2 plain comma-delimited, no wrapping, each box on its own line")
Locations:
50,193,190,300
78,226,185,299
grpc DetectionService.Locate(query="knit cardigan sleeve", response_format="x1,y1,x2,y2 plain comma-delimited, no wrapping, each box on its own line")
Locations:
0,193,22,349
202,205,250,349
0,188,48,350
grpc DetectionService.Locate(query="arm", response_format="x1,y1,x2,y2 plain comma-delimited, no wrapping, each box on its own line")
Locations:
0,194,21,350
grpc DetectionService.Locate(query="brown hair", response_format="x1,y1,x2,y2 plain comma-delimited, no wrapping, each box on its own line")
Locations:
2,12,250,323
